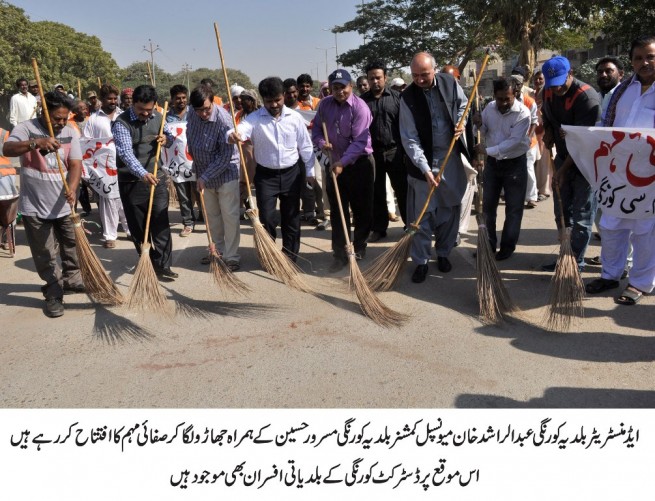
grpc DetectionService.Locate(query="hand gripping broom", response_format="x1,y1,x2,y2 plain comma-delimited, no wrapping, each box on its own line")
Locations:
363,50,491,292
31,58,124,306
214,22,312,293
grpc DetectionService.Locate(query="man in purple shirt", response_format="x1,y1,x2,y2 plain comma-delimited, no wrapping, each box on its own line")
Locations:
312,69,374,273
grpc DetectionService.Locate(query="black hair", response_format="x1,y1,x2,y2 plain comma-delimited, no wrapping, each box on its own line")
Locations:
492,77,517,94
15,78,28,88
629,35,655,59
356,75,368,85
283,78,298,90
132,85,158,104
364,60,387,75
99,83,119,100
170,84,189,98
44,91,73,112
189,84,214,108
258,77,284,99
296,73,313,87
595,56,624,72
200,77,215,87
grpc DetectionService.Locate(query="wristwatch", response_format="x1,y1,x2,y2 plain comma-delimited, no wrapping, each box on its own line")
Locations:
29,140,37,151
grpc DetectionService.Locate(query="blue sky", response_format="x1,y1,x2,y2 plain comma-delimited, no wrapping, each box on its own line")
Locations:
12,0,367,84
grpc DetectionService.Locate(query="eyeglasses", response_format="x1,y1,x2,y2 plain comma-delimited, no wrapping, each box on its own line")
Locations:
194,106,212,114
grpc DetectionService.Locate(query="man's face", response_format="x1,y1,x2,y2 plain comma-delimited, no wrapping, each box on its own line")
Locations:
193,98,213,121
56,87,66,95
631,42,655,86
134,100,156,122
411,58,436,89
284,86,298,107
356,78,369,94
49,106,69,133
121,94,133,110
533,73,545,89
74,102,89,121
101,93,118,114
331,82,352,104
596,62,623,93
263,94,284,117
241,96,256,113
367,69,386,95
88,96,98,109
550,72,574,96
231,95,242,111
298,82,312,99
28,84,38,96
172,92,188,113
17,80,28,95
495,88,515,114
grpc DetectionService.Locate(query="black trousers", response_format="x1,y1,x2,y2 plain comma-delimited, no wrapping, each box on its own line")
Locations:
326,154,374,261
119,180,173,270
254,163,302,261
372,146,407,233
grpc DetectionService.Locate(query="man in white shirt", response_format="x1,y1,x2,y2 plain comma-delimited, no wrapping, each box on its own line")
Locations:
84,84,128,248
9,78,38,127
585,35,655,305
474,77,531,261
229,77,315,262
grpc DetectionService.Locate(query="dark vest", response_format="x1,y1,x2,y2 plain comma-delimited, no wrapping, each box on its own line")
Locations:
115,109,164,183
401,74,471,180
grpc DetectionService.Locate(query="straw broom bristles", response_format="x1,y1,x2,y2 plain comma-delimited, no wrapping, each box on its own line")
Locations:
543,182,585,331
214,21,312,294
31,58,124,306
476,215,516,324
198,190,250,296
125,102,170,314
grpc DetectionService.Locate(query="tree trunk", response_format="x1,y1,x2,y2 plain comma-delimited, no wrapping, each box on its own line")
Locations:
518,21,537,77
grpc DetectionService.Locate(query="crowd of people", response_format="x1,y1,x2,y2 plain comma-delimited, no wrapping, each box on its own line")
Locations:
2,34,654,318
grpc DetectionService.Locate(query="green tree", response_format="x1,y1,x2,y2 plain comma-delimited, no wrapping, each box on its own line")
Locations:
596,1,655,50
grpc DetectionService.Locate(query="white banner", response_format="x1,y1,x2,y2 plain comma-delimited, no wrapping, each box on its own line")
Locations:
563,125,655,219
162,122,195,183
81,137,119,199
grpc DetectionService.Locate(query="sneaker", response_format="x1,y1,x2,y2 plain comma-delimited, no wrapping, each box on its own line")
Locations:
45,297,64,318
63,283,86,295
316,219,331,231
411,264,429,283
180,226,193,237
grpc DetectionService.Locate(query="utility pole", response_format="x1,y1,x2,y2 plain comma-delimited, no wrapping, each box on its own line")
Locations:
182,63,192,89
315,46,336,80
143,39,161,87
323,28,339,67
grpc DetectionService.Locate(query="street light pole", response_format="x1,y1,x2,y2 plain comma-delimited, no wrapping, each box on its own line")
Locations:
323,28,339,66
315,46,336,80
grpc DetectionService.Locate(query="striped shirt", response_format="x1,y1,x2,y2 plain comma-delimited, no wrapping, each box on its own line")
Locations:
111,107,174,179
186,103,239,189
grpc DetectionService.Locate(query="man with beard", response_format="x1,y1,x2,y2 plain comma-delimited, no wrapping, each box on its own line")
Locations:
3,92,84,317
283,78,299,109
360,60,407,242
541,56,601,272
120,88,133,111
596,56,625,123
166,84,196,237
296,73,320,111
85,84,129,248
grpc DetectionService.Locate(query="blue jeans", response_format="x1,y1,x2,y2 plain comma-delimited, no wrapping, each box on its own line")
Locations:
483,155,527,252
552,157,595,265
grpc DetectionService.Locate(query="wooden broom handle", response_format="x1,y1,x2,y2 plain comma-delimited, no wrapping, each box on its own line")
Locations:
322,122,353,249
31,58,74,211
142,101,169,245
413,50,491,226
214,22,254,204
198,190,216,253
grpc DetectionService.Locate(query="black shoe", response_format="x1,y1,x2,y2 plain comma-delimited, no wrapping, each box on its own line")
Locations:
328,259,347,273
437,256,452,273
411,264,429,283
495,249,513,261
155,267,179,280
63,283,86,295
45,297,64,318
367,231,386,243
355,248,366,261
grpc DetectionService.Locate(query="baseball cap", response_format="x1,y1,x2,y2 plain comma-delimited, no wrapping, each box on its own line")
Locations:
87,91,97,98
542,56,571,88
328,69,352,86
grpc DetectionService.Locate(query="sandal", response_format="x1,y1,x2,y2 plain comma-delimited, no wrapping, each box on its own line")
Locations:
615,285,644,305
585,278,619,294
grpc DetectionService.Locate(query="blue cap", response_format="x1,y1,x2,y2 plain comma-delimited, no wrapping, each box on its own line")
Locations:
542,56,571,88
328,69,352,86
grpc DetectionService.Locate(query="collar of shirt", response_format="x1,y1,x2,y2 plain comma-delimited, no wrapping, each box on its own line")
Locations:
167,105,190,122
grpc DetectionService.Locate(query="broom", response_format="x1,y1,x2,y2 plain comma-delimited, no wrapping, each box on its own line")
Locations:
125,101,170,313
322,124,406,328
198,189,250,296
363,50,491,291
214,22,312,294
31,59,124,306
543,181,584,331
472,70,516,324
